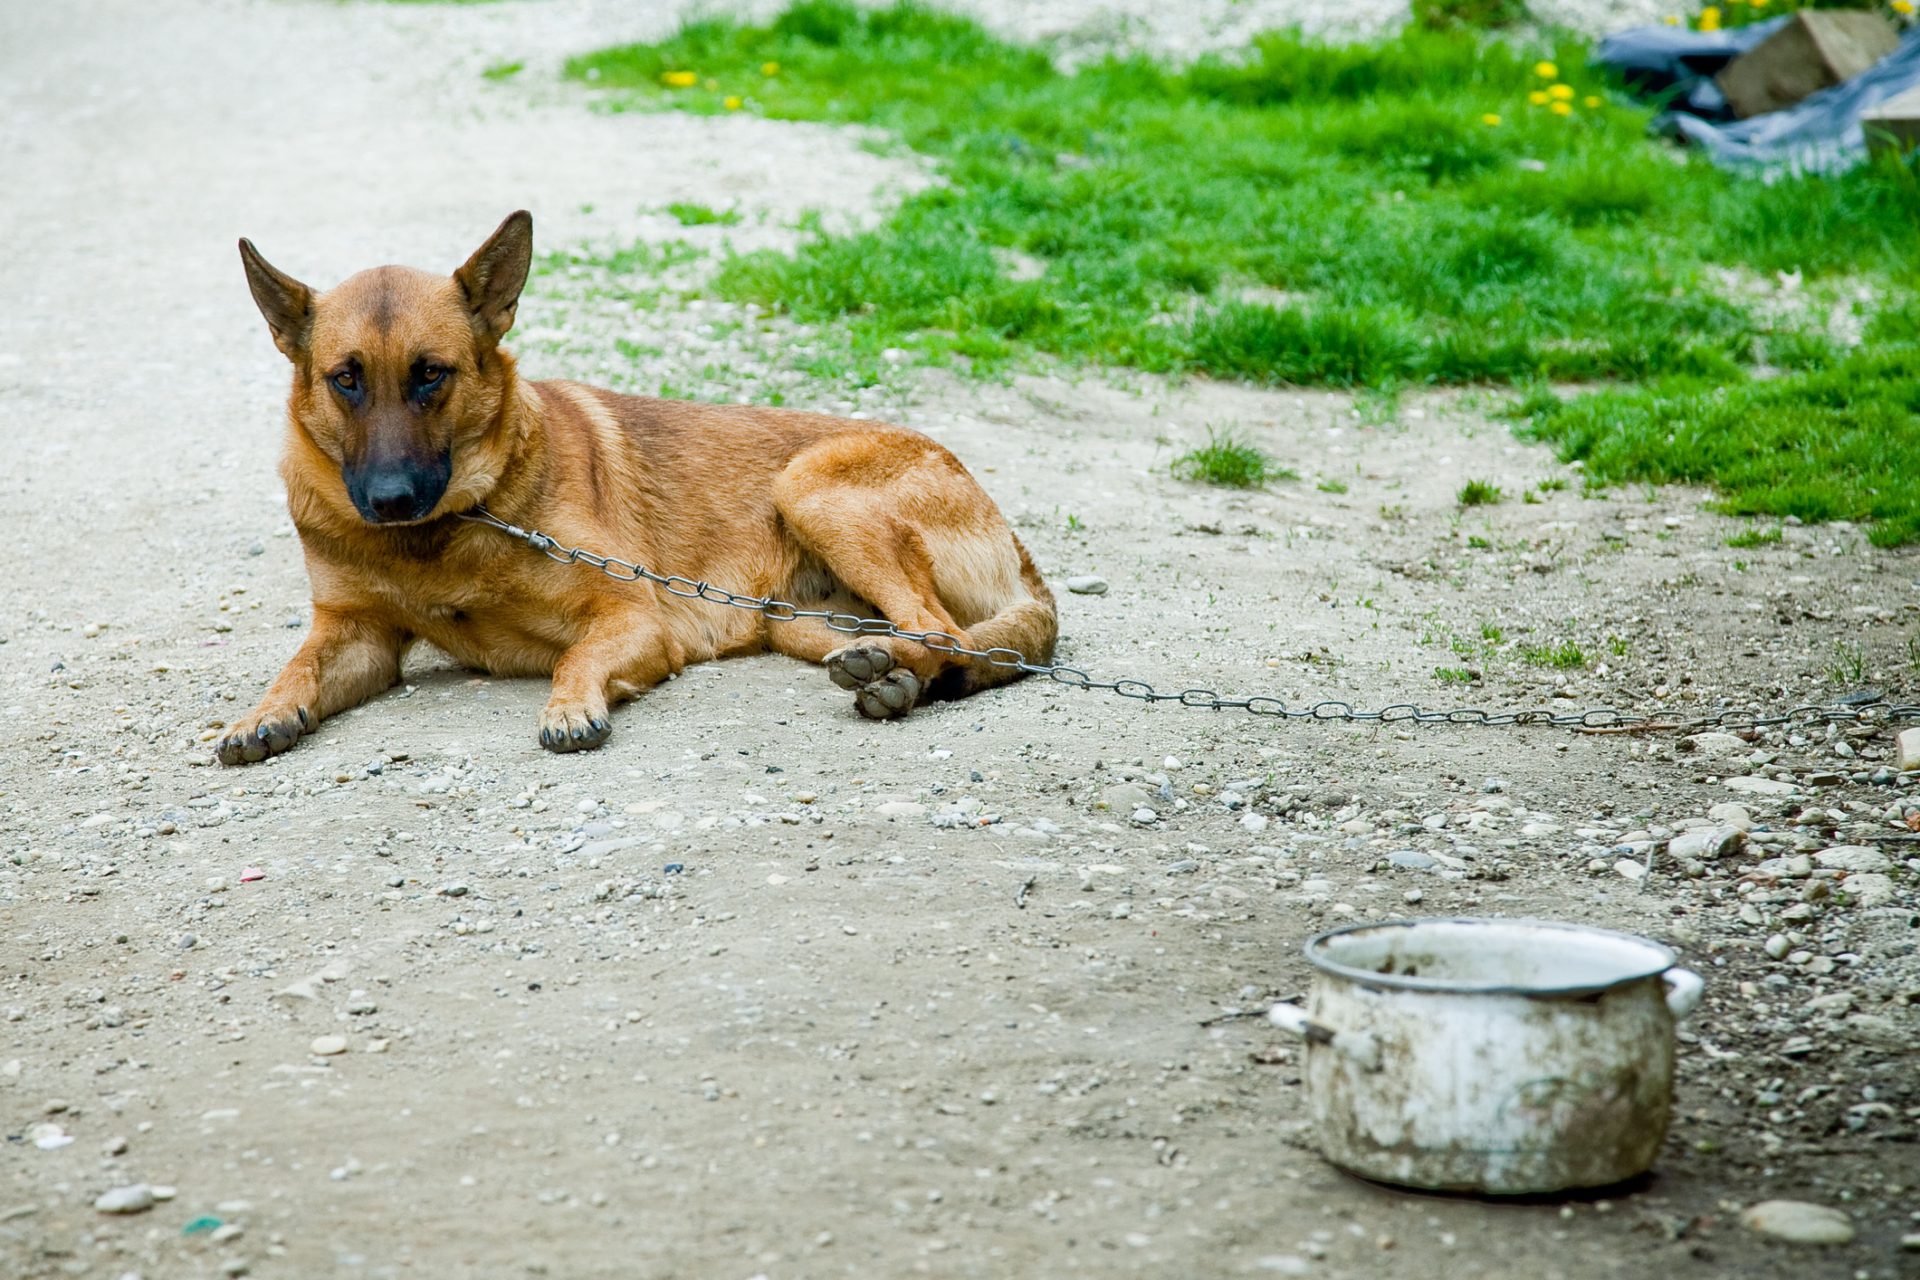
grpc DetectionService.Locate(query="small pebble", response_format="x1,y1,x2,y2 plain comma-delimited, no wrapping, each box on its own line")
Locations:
309,1035,349,1057
94,1185,155,1215
1064,575,1108,595
1739,1200,1854,1245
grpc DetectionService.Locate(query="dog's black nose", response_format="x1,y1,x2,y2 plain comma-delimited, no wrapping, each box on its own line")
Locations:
366,472,429,522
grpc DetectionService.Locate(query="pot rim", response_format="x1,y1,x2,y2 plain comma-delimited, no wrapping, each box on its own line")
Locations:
1302,916,1678,997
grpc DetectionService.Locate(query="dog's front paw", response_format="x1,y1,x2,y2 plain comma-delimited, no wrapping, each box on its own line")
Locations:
216,704,313,766
539,703,611,754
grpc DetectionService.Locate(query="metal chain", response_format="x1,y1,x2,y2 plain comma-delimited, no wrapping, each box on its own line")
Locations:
458,506,1920,734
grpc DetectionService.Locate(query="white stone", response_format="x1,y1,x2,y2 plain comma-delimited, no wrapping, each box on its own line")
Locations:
1842,873,1895,908
1684,732,1748,757
1064,575,1108,595
1897,726,1920,772
874,801,926,819
1669,826,1745,860
1740,1200,1854,1245
1726,776,1799,797
1815,846,1892,873
94,1185,155,1214
1706,802,1752,830
309,1035,349,1057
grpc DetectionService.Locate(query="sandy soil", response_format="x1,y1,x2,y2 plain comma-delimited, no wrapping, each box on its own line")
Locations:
2,3,1916,1279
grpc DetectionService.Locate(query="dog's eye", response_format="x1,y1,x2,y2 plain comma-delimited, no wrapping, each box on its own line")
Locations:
330,370,357,393
419,365,445,386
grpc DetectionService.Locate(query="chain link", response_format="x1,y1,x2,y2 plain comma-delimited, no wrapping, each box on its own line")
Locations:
458,506,1920,734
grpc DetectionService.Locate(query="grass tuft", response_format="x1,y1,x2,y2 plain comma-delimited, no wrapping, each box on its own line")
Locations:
1172,428,1291,488
664,201,742,227
1521,639,1587,669
1457,479,1503,507
1725,524,1784,548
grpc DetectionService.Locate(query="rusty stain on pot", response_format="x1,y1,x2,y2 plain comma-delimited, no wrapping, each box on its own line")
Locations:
1270,918,1702,1195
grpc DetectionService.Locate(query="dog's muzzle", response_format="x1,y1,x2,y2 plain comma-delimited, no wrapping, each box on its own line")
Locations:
346,454,452,524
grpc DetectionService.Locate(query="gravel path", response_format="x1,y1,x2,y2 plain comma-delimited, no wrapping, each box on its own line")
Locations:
2,3,1914,1279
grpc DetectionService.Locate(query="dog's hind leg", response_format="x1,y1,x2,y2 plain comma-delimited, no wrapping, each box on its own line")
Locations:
772,433,1057,719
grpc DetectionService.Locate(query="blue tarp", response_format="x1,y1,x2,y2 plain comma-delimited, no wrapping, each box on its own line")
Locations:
1595,23,1920,176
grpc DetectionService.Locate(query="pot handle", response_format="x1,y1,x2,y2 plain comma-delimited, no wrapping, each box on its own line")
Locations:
1662,967,1704,1021
1268,1003,1383,1071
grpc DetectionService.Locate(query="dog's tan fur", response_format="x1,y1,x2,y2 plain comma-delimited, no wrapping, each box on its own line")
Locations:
219,211,1055,763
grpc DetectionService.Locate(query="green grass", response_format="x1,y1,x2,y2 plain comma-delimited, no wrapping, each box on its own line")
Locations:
565,1,1920,542
1457,479,1502,507
665,201,743,227
1172,428,1292,488
1517,343,1920,546
1521,639,1587,669
1725,524,1784,548
1434,666,1479,684
482,60,524,80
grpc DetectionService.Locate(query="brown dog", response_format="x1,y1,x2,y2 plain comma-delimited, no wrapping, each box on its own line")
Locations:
218,211,1056,764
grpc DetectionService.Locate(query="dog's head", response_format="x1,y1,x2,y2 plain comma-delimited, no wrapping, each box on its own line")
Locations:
239,212,533,525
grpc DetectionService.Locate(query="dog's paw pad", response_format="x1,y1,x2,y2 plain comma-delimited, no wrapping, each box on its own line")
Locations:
854,669,921,720
825,644,894,691
539,708,612,754
215,707,310,766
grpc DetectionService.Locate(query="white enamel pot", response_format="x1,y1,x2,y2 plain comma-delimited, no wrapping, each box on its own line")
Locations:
1268,917,1704,1195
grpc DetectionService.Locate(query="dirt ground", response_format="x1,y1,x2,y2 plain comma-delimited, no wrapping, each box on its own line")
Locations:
2,2,1916,1278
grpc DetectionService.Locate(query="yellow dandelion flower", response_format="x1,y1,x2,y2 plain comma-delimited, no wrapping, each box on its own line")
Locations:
1481,112,1502,126
761,61,781,76
1584,95,1601,108
1752,0,1769,7
1699,6,1721,28
1895,0,1915,14
1534,61,1558,79
662,70,697,88
1549,83,1574,100
1550,100,1573,115
1530,89,1550,106
723,95,743,110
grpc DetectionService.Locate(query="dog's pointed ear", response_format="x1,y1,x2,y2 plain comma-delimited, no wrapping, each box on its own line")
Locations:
239,238,314,361
454,210,533,346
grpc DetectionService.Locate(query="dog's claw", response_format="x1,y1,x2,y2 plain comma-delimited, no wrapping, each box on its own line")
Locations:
216,707,309,766
538,705,613,754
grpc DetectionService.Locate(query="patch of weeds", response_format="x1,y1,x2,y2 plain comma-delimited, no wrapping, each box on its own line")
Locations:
568,3,1920,540
1725,524,1784,548
1520,344,1920,545
1826,640,1867,686
1521,639,1587,669
1434,665,1480,684
1467,534,1492,548
1411,0,1529,30
665,201,743,227
1316,478,1349,494
1457,479,1503,507
1607,635,1630,657
1479,622,1504,644
1535,476,1568,492
1173,428,1293,488
482,60,524,81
